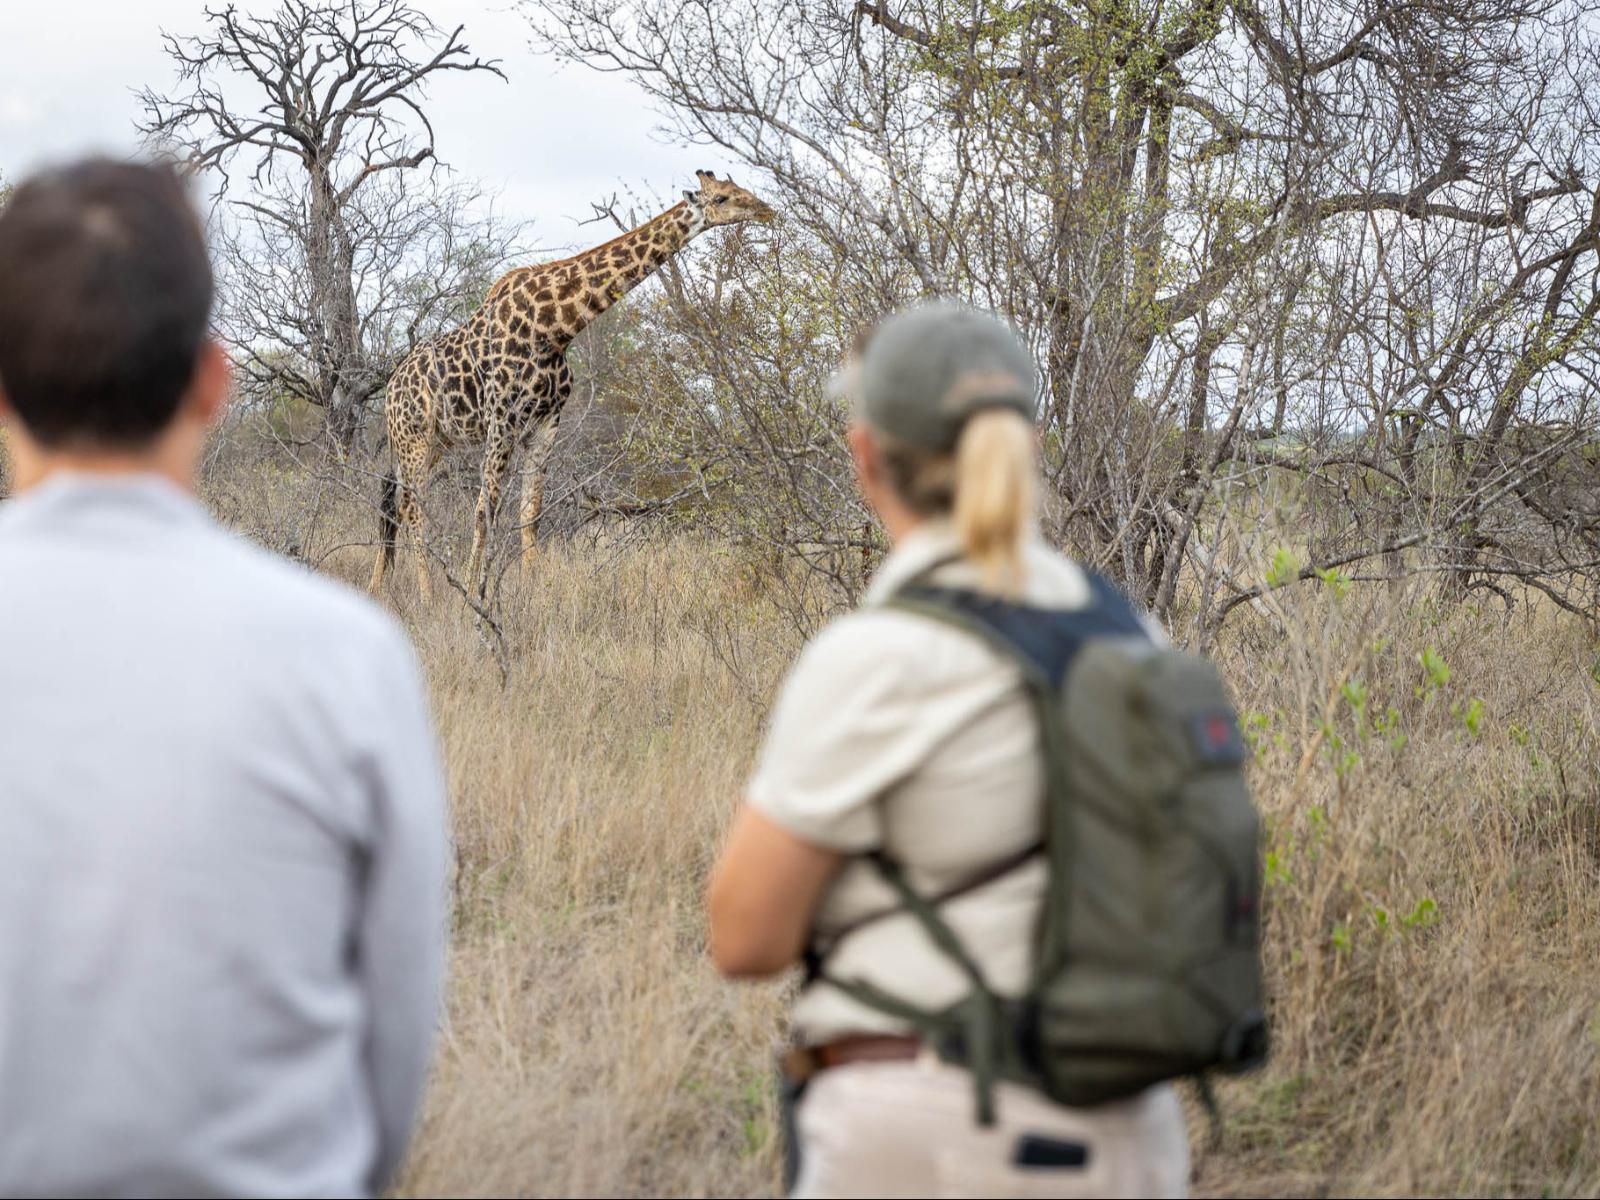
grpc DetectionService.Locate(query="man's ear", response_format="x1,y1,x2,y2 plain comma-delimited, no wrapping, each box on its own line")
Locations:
184,340,232,429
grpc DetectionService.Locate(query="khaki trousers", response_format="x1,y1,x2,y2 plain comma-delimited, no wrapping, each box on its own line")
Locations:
791,1055,1189,1199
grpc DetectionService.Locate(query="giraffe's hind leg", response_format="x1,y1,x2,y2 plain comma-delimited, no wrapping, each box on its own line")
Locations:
517,413,562,579
389,433,440,604
369,469,400,593
466,428,516,600
374,355,442,601
400,476,434,605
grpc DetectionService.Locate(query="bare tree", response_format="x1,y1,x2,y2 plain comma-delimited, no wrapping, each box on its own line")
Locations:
535,197,887,633
530,0,1600,631
218,167,525,430
139,0,505,453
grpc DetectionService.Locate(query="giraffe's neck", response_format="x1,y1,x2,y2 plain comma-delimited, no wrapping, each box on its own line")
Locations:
557,201,706,337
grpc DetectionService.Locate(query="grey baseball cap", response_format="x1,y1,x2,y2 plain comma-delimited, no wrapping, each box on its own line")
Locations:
854,301,1038,451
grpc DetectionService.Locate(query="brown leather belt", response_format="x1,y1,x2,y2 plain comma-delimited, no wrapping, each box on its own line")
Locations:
782,1035,922,1083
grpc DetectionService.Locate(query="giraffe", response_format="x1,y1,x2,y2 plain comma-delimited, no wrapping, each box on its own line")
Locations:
369,170,775,599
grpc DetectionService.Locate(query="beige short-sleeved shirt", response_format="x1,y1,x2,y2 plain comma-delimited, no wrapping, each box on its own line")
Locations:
749,519,1132,1043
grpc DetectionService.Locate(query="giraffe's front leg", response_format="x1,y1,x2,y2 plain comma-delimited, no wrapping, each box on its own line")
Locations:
467,429,516,600
517,413,562,579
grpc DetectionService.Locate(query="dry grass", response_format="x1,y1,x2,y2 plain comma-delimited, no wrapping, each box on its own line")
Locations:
392,546,793,1199
1202,580,1600,1197
208,450,1600,1198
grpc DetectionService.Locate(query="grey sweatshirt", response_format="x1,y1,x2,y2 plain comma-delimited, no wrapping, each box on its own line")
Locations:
0,475,449,1199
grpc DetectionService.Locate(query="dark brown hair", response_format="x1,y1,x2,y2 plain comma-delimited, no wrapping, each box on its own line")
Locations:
0,158,213,447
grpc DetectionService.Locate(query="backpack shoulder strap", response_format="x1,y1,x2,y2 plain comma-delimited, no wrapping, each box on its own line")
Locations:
814,851,1019,1127
811,566,1148,968
811,838,1043,956
888,567,1149,688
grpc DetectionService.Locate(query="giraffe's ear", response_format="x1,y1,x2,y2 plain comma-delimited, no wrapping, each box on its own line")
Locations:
683,189,698,202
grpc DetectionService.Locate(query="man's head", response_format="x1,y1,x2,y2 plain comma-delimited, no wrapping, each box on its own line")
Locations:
0,158,225,481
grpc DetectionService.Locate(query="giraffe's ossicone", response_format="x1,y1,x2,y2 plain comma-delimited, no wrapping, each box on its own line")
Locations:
370,170,775,601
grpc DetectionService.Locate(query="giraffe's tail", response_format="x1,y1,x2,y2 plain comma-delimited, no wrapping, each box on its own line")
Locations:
377,468,399,572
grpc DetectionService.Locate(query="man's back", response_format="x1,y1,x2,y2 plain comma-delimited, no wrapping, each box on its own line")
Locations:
0,475,447,1198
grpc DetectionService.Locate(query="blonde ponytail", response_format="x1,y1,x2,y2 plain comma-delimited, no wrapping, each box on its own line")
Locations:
953,408,1036,596
876,407,1038,595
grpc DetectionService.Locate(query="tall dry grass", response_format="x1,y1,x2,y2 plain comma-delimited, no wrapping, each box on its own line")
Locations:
1205,577,1600,1197
209,450,1600,1198
394,546,793,1198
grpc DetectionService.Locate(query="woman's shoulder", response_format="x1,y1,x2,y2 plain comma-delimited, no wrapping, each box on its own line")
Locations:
1020,542,1170,641
803,605,955,670
789,602,1000,697
1018,540,1094,609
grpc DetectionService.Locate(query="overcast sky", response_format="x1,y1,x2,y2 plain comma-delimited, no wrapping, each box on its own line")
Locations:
0,1,707,254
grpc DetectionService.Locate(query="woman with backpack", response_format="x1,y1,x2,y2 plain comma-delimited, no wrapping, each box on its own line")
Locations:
705,301,1238,1198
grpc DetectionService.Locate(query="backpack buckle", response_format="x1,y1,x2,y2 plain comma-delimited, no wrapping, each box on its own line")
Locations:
1219,1008,1270,1071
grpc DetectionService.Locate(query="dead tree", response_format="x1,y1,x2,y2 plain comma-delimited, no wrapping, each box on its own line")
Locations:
139,0,505,454
217,167,524,432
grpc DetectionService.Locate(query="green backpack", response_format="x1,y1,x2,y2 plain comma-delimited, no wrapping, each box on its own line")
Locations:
808,570,1269,1125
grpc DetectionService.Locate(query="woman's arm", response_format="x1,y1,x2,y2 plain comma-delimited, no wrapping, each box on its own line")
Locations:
707,805,843,979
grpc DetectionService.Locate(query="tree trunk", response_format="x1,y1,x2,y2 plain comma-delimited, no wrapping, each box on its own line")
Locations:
307,161,368,455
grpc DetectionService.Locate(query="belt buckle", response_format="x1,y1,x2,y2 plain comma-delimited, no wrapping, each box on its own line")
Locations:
781,1044,823,1083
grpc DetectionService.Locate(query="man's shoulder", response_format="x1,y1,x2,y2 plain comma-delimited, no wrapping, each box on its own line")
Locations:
200,525,410,657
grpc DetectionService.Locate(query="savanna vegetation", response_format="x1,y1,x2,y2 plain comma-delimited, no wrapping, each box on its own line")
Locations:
201,413,1600,1198
8,0,1600,1194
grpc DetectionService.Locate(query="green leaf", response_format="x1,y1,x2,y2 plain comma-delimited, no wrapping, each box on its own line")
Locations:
1265,546,1301,589
1265,846,1293,887
1456,697,1485,737
1402,898,1439,929
1420,646,1452,689
1318,566,1353,598
1331,922,1352,954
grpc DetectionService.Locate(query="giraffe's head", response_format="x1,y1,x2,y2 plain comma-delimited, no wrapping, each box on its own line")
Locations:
684,169,775,227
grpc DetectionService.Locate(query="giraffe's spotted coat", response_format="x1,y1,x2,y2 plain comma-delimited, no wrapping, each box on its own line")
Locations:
371,173,775,598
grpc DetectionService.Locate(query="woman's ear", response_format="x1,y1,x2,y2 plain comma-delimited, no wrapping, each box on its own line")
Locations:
850,421,924,542
847,422,878,485
848,421,891,512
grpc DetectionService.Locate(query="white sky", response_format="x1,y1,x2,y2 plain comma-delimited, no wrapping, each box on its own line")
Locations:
0,0,706,254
